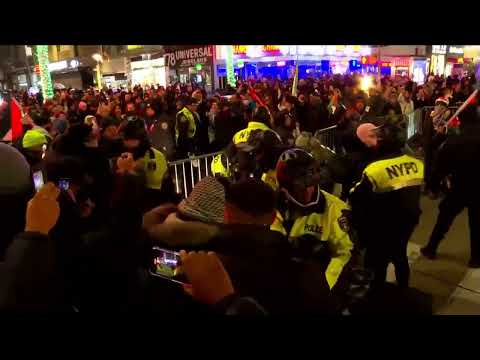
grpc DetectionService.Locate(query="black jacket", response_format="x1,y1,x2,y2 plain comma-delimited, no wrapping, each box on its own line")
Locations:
430,123,480,199
147,216,341,314
349,150,422,245
0,232,70,312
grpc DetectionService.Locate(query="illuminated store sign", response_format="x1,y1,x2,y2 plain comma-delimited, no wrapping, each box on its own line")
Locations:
432,45,447,55
164,46,213,68
448,46,464,55
220,45,371,59
48,59,80,72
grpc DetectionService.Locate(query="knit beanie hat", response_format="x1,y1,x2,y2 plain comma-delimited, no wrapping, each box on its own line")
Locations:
177,176,226,223
22,129,48,150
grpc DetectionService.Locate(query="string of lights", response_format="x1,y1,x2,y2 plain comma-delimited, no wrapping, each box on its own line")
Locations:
35,45,54,99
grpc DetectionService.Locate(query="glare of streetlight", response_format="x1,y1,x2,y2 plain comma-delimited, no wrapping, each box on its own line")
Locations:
360,75,373,92
92,53,103,63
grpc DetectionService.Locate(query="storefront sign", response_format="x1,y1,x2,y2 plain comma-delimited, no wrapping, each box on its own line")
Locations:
432,45,447,55
164,46,213,68
448,46,464,55
130,58,164,70
221,45,371,59
47,59,80,72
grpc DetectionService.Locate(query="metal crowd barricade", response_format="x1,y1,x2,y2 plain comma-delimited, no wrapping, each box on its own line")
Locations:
313,125,337,152
168,151,225,199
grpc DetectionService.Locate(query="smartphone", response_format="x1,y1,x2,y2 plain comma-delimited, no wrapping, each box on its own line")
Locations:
149,247,189,285
58,178,70,191
33,170,44,192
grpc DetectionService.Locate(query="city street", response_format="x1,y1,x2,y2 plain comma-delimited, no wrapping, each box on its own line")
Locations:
391,196,480,314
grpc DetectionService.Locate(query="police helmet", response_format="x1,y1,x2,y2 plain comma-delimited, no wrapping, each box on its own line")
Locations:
276,148,322,189
276,148,333,207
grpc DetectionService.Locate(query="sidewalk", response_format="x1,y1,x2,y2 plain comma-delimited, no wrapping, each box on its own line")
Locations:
387,196,480,314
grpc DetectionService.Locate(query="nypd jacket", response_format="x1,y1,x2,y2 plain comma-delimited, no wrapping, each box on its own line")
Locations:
271,188,354,290
349,152,423,233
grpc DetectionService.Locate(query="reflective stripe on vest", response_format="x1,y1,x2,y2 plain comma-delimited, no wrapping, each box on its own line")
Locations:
144,147,168,190
261,169,278,191
233,121,270,144
175,107,197,140
360,154,424,193
270,190,353,289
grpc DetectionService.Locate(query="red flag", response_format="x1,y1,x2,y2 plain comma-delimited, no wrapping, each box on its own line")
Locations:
248,84,266,108
10,98,23,141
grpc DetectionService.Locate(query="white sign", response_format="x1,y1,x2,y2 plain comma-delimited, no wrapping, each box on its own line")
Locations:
48,61,68,72
448,46,464,55
130,58,165,70
48,59,80,72
432,45,447,55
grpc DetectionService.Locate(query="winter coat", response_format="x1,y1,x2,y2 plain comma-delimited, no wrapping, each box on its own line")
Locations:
146,214,343,314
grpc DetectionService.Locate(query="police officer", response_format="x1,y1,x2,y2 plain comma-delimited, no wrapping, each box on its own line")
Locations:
175,96,199,160
421,98,480,268
349,123,424,288
271,148,354,290
122,121,175,210
211,106,280,183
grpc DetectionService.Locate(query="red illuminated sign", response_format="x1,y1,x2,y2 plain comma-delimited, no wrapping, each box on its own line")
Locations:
380,62,392,67
262,45,281,54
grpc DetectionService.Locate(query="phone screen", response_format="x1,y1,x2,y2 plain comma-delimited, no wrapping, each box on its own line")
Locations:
149,247,189,285
33,171,44,192
58,178,70,191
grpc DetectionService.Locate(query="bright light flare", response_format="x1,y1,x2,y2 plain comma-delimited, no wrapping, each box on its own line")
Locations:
360,75,373,92
92,53,103,62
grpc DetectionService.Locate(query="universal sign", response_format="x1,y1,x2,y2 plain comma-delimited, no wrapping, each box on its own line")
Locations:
164,46,213,68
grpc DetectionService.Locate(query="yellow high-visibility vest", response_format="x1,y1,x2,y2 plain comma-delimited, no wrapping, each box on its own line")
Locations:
232,121,270,145
271,189,353,289
351,154,424,194
175,107,197,141
142,147,168,190
211,153,230,177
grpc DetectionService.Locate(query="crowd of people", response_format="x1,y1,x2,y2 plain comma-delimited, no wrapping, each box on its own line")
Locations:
0,69,478,314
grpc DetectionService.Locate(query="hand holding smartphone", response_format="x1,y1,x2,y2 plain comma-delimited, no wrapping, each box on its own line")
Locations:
150,247,190,285
33,170,44,192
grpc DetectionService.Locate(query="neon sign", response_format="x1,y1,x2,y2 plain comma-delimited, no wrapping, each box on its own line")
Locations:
222,45,372,59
